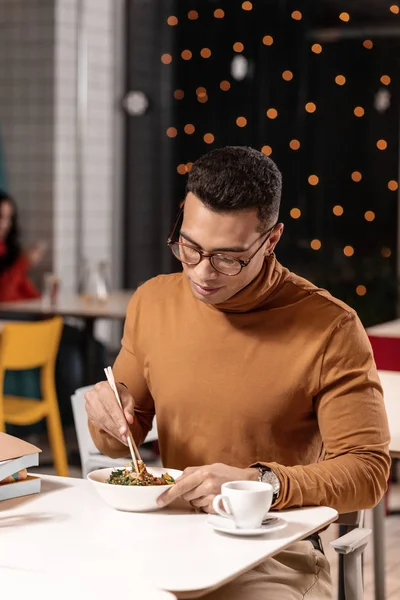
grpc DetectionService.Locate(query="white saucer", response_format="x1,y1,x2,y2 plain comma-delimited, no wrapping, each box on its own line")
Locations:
207,515,287,537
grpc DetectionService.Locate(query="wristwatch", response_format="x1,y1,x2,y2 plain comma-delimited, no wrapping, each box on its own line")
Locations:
255,466,280,502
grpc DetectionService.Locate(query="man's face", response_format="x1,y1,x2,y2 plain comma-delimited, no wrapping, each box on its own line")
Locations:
180,192,282,305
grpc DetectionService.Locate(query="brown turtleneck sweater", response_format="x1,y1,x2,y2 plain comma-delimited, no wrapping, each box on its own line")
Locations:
89,256,390,513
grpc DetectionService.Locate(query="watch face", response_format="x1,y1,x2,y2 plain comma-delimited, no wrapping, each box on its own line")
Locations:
261,469,280,494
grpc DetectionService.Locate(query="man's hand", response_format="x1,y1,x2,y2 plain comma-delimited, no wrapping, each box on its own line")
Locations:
157,463,258,513
84,381,135,445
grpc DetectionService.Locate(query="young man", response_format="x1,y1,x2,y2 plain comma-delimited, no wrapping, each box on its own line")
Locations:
86,146,390,599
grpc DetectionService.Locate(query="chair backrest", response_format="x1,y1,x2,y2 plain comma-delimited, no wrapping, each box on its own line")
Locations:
0,317,63,370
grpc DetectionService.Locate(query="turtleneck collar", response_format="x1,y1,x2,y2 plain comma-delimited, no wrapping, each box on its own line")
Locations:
209,254,284,313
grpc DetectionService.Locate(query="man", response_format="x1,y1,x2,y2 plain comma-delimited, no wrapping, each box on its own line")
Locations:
86,146,390,599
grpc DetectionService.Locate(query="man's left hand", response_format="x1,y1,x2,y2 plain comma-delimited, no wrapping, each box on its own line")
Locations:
157,463,258,513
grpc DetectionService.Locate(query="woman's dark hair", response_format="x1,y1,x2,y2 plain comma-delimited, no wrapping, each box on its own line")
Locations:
186,146,282,232
0,190,21,273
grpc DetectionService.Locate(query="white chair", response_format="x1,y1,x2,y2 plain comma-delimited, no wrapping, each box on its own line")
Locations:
71,385,158,477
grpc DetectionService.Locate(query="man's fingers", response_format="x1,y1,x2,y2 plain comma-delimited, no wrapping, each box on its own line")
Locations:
189,495,215,510
157,471,204,507
124,408,134,424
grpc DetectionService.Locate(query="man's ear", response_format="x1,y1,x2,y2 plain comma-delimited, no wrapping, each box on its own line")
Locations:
265,223,284,256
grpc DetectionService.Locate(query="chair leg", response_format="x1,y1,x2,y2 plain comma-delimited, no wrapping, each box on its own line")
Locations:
46,407,69,477
372,499,386,600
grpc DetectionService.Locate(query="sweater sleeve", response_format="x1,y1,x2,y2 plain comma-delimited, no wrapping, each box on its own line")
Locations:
252,312,391,513
88,292,155,459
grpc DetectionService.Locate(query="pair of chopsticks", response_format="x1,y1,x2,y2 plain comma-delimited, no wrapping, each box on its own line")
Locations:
104,366,142,474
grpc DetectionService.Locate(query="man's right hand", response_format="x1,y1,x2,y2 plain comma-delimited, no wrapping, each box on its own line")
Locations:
84,381,135,445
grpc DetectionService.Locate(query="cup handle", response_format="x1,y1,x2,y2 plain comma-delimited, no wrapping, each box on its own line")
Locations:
213,494,232,518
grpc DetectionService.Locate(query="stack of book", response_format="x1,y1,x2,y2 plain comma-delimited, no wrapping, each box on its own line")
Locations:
0,433,41,501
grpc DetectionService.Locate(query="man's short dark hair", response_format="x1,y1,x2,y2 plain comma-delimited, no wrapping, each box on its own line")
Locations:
186,146,282,232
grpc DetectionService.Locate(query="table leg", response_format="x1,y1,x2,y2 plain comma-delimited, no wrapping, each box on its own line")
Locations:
372,499,386,600
83,317,96,385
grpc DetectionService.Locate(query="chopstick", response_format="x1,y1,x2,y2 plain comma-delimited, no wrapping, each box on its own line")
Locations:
104,366,142,474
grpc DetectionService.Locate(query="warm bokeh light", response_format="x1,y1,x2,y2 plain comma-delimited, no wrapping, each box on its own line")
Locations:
174,89,184,100
290,208,301,219
161,54,172,65
311,43,322,54
364,211,375,222
181,50,192,60
186,162,193,172
289,139,301,150
263,35,274,46
291,10,302,20
236,116,247,127
363,39,373,49
354,106,365,117
351,171,362,182
220,80,231,91
261,145,272,156
184,124,195,135
308,175,319,186
188,10,198,20
177,164,187,175
335,75,346,85
233,42,244,52
197,94,208,104
339,12,350,22
390,4,399,14
343,246,354,257
200,48,212,58
282,70,294,81
204,133,215,144
388,180,398,191
381,75,391,85
310,239,321,250
167,16,178,26
381,247,392,258
214,8,225,18
333,205,344,216
196,86,207,96
377,139,387,150
242,1,253,10
266,108,278,119
305,102,316,113
166,127,177,138
356,285,367,296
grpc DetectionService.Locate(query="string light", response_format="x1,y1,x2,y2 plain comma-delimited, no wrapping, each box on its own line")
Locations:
177,164,187,175
214,8,224,18
188,10,198,20
335,75,346,85
220,80,231,91
381,247,392,258
381,75,391,85
333,205,344,216
186,162,193,172
196,86,207,96
354,106,365,117
242,1,253,10
266,108,278,119
200,48,212,58
197,94,208,104
263,35,274,46
377,139,387,150
261,145,272,155
166,127,177,138
339,12,350,22
204,133,215,144
363,39,373,49
236,116,247,127
343,246,354,257
291,10,302,20
308,175,319,186
290,208,301,219
167,16,178,26
310,239,322,250
388,180,398,191
184,124,195,135
181,50,192,60
233,42,244,52
311,44,322,54
364,211,375,222
305,102,316,113
161,54,172,64
356,285,367,296
282,70,294,81
351,171,362,182
174,89,184,100
289,139,301,150
390,5,399,14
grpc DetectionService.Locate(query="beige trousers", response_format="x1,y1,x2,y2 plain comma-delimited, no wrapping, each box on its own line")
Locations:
202,541,332,600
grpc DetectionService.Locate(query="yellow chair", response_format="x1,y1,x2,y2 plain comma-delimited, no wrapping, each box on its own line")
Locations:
0,317,69,477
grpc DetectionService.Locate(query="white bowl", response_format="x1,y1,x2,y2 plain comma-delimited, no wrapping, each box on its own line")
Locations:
87,466,183,512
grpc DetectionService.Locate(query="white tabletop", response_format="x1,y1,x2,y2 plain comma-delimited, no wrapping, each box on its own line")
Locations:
0,475,338,598
367,319,400,338
378,370,400,456
0,291,133,320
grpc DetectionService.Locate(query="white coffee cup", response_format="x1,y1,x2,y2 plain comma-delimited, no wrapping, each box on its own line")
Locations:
212,480,273,529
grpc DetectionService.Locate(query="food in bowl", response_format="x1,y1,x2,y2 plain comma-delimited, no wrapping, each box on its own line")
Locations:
107,461,175,487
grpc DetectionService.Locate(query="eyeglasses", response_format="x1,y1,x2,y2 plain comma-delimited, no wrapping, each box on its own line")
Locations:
167,210,277,276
